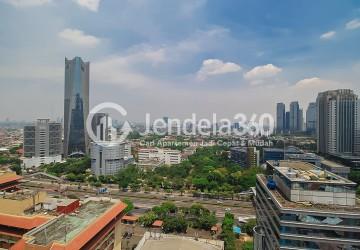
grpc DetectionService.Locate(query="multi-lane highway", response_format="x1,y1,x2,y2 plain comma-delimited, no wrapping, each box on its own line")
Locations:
20,179,255,219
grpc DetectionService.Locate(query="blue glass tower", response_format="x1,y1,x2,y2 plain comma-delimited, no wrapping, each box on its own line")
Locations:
63,57,89,157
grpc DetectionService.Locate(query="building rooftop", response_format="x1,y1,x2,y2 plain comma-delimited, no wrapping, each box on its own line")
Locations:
263,146,303,154
121,215,139,222
285,153,321,160
321,159,350,170
0,213,51,230
44,197,78,207
329,152,360,160
1,189,39,201
152,220,163,227
0,171,22,185
268,160,355,185
27,199,120,246
258,174,360,213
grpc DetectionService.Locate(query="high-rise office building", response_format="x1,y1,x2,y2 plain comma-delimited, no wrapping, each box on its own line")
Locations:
289,101,299,133
285,111,290,133
255,160,359,249
298,108,304,132
230,147,259,167
91,113,117,142
355,100,360,155
63,57,90,157
289,101,304,133
306,102,317,135
316,89,358,154
276,103,286,134
23,119,62,167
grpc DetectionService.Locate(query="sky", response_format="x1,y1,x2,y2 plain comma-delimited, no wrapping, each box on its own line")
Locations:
0,0,360,123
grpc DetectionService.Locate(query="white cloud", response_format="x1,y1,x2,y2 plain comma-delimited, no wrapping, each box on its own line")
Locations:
58,28,101,48
346,19,360,30
244,64,282,85
125,45,167,64
73,0,101,12
1,0,51,7
293,77,330,89
320,31,336,40
196,59,241,80
289,77,341,104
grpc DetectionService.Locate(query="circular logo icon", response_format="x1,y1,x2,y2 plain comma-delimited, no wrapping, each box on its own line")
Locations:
86,102,132,144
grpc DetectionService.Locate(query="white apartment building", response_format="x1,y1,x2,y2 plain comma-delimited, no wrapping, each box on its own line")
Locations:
91,142,133,176
138,148,181,165
90,114,133,176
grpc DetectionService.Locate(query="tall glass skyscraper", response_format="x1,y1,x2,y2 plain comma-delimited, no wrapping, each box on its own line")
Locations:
290,101,303,133
63,57,89,157
306,102,316,135
276,103,286,134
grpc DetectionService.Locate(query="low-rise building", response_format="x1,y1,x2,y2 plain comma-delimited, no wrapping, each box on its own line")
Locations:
321,159,351,179
0,171,22,192
328,152,360,170
0,194,128,250
284,153,322,166
263,146,304,162
138,148,181,166
0,189,53,249
255,160,360,249
91,142,134,176
20,197,127,250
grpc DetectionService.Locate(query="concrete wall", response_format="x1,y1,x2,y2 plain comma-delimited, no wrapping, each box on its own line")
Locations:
290,189,355,206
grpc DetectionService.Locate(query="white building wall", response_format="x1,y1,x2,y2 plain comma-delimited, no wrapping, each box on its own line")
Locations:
23,155,62,168
91,142,133,176
327,100,337,154
138,148,181,165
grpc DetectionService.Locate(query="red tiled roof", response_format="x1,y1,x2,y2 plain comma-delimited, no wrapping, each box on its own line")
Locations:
16,148,24,155
0,175,22,185
121,215,139,222
152,220,163,227
0,214,49,230
211,226,218,231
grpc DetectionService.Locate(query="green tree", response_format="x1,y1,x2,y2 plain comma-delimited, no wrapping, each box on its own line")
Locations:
242,241,254,250
349,170,360,185
197,212,217,230
192,177,209,191
139,212,157,227
10,164,22,175
221,213,236,250
242,218,256,236
163,216,187,233
123,198,134,214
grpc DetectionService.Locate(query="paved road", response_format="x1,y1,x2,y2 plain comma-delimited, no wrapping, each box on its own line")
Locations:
21,180,255,219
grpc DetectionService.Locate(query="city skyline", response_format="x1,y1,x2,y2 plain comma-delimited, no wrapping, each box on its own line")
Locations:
0,0,360,121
